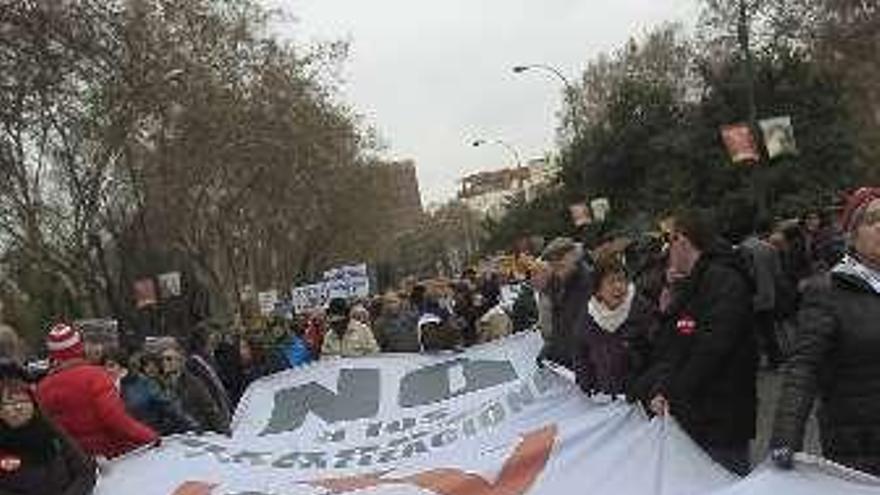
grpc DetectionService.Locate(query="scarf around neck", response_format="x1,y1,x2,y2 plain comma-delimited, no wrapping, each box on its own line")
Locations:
588,284,636,333
833,254,880,294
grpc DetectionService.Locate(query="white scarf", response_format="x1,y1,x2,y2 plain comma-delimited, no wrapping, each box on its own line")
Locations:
833,255,880,295
588,284,636,333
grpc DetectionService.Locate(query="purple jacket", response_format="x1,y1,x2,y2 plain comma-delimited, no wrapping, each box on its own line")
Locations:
573,295,658,397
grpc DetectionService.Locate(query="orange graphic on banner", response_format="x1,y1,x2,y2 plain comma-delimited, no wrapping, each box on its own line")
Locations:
171,481,216,495
168,425,557,495
308,424,557,495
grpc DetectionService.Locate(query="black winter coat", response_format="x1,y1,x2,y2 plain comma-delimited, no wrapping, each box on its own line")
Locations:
171,370,230,435
638,246,757,447
771,271,880,476
540,261,594,370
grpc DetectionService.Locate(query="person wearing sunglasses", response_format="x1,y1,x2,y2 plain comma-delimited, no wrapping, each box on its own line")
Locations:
772,187,880,476
0,359,96,495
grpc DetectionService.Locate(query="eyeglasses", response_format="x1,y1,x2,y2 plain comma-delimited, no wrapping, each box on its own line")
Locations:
0,393,31,409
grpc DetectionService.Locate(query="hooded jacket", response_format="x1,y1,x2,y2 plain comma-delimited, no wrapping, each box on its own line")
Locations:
771,258,880,476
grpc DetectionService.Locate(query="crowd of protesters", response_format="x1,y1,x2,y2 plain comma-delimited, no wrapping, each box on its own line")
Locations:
0,187,878,494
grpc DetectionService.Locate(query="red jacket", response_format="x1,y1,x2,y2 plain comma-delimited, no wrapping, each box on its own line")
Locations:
37,360,158,459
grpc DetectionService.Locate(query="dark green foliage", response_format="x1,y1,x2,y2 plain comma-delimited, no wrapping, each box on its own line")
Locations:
485,16,869,250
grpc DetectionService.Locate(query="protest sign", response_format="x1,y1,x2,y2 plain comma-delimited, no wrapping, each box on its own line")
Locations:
158,272,182,299
324,263,370,299
760,116,798,159
291,283,330,314
133,278,158,309
291,263,370,313
721,123,761,164
258,290,279,317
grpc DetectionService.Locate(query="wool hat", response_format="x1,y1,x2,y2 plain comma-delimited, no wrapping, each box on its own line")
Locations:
540,237,579,262
45,323,84,362
841,187,880,234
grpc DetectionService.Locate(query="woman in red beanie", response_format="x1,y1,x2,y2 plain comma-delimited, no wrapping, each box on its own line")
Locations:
36,323,158,459
771,187,880,475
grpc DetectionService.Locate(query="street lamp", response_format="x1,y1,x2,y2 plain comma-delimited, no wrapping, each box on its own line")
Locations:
512,64,581,137
472,138,522,170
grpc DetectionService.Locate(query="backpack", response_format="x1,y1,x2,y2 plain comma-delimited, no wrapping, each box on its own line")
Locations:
736,242,797,320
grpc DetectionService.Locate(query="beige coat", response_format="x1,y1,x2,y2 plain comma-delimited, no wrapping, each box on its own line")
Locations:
321,320,380,358
477,305,513,344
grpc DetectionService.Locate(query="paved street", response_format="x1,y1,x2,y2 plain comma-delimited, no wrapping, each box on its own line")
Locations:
753,369,822,464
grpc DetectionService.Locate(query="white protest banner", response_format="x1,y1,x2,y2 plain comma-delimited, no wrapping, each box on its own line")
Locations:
324,263,370,299
292,264,370,313
291,283,330,314
95,332,880,495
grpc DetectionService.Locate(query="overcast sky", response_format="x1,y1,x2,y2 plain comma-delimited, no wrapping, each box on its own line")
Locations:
271,0,700,206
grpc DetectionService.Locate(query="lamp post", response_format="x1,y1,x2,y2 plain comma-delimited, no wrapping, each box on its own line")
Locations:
471,138,522,170
471,138,530,203
512,64,581,137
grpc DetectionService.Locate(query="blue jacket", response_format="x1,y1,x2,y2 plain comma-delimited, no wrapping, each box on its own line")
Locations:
120,373,199,435
283,336,312,367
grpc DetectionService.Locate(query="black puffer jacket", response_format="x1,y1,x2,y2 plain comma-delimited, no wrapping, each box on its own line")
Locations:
771,270,880,476
540,261,594,370
638,244,757,447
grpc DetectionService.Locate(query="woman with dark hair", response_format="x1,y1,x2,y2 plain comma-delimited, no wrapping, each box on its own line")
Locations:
573,254,658,398
0,359,96,495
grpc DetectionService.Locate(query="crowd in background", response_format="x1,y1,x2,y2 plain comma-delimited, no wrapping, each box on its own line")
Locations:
0,187,878,494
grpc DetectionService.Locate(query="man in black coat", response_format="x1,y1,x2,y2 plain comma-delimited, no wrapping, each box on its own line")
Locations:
538,237,594,370
642,210,757,476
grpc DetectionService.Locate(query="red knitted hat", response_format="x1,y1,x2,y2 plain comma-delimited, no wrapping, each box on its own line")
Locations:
841,187,880,234
46,323,84,362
